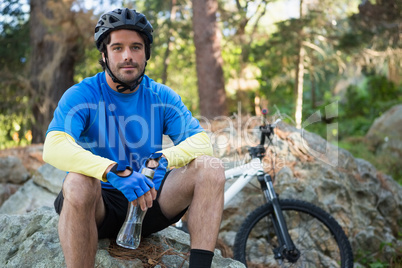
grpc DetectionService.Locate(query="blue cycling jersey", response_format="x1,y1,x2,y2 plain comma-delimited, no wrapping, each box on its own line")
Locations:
47,72,203,188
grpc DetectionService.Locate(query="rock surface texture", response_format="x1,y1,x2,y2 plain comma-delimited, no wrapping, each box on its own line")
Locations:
0,207,244,267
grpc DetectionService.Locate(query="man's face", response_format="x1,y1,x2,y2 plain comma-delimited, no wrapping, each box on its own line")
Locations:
104,29,146,87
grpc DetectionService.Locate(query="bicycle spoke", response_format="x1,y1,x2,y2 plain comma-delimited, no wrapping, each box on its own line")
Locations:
246,211,342,267
234,200,353,268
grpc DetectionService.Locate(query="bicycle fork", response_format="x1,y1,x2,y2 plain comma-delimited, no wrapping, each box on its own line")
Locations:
257,172,301,263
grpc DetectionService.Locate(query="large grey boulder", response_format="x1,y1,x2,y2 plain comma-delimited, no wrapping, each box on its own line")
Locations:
32,163,65,194
219,121,402,265
0,148,43,207
0,156,29,184
366,104,402,152
0,207,244,267
0,163,65,215
366,104,402,168
0,179,56,215
0,183,19,208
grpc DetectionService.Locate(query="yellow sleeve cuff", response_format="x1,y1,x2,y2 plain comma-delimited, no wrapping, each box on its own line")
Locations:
43,131,115,182
161,132,213,168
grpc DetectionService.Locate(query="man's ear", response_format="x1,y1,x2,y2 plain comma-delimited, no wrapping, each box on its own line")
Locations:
102,52,106,62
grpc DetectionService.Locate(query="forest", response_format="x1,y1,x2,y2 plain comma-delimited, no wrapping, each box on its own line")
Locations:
0,0,401,185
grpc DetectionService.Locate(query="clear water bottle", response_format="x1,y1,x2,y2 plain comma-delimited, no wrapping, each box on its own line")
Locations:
116,166,155,249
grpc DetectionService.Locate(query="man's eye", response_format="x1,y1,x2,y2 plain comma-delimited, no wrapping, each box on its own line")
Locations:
132,46,141,50
112,47,121,51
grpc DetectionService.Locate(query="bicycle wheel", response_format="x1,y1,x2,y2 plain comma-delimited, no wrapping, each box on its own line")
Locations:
233,199,354,268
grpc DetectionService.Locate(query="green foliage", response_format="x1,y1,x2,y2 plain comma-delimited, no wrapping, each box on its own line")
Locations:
0,1,30,66
340,75,402,138
0,22,30,69
249,19,298,115
0,1,31,149
300,74,402,183
337,135,402,185
0,1,30,71
0,0,29,31
344,1,400,52
74,47,103,82
354,238,402,267
0,111,32,149
337,30,372,52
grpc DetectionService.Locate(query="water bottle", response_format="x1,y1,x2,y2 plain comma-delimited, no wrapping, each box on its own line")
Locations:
116,166,155,249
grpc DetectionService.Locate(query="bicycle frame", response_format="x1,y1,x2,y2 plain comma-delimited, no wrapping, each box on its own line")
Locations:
223,116,277,207
224,158,262,208
223,118,300,262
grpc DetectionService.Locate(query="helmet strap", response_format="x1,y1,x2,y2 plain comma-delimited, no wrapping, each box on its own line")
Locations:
104,53,146,93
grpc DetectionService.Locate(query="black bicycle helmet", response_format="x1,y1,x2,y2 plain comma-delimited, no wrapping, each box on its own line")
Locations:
95,8,153,60
94,8,153,93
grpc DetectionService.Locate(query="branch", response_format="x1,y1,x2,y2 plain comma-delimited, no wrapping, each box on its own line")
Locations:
301,41,326,58
364,48,402,58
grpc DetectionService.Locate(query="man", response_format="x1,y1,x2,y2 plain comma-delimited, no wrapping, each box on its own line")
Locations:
43,8,225,268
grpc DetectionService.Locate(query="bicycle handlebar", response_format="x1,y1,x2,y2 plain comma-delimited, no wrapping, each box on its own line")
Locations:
271,119,281,128
257,118,281,149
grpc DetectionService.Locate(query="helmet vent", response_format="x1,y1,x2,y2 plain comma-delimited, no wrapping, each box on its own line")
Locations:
109,16,118,23
139,17,146,25
126,11,132,20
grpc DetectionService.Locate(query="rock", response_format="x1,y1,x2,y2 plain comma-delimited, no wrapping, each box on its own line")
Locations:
32,163,65,194
219,120,402,264
0,144,45,172
157,227,245,267
0,183,20,208
0,207,141,267
0,163,64,215
0,207,244,267
0,179,56,215
0,207,65,267
0,156,30,184
366,104,402,158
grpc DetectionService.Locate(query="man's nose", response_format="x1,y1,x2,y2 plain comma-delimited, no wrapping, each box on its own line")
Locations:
122,47,132,61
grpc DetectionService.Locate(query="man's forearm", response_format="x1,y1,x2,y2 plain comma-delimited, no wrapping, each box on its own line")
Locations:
43,131,115,181
161,132,213,168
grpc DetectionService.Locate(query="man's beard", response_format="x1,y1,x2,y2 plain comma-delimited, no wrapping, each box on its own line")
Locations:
113,61,144,86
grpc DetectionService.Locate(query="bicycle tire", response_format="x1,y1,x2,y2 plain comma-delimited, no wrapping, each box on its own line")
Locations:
233,199,354,268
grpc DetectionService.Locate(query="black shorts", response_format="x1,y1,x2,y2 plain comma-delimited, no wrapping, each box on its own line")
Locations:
54,171,187,239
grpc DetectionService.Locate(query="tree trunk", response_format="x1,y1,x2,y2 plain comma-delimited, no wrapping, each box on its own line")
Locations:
161,0,177,84
192,0,227,119
295,46,305,129
294,0,305,129
29,0,79,143
310,65,316,109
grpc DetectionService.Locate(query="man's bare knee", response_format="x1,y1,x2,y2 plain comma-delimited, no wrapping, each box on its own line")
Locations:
192,155,225,187
62,173,101,209
192,155,224,170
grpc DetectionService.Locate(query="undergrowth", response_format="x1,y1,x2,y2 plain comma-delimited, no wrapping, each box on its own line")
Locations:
338,136,402,185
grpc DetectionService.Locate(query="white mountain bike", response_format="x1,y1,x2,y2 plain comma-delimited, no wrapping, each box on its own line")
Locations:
223,112,354,267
